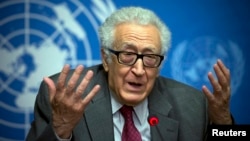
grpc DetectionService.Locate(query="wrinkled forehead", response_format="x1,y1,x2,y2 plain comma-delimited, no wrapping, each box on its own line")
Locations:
113,23,162,51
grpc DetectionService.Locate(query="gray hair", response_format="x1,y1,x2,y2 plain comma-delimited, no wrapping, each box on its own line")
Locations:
99,6,171,58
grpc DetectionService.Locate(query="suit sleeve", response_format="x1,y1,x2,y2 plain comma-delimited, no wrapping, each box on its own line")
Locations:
26,80,59,141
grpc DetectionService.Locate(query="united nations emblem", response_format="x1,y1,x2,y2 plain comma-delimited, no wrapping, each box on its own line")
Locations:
0,0,116,140
170,36,244,96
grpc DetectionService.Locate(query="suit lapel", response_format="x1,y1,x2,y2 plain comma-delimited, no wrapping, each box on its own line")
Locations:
83,69,115,141
148,84,179,141
84,95,114,141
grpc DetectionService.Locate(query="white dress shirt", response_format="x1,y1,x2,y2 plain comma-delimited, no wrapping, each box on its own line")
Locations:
110,90,151,141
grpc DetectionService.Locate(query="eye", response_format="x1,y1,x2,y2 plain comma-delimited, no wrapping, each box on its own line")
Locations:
123,52,135,56
145,54,158,59
119,52,136,64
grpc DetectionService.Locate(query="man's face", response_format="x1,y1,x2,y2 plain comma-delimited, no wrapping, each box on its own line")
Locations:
103,23,162,106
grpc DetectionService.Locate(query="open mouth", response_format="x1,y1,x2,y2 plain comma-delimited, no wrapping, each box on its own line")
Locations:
128,82,143,87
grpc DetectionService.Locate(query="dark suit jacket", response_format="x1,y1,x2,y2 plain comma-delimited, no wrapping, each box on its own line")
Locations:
26,64,209,141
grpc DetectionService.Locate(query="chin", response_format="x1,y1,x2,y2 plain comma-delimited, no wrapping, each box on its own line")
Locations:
121,93,146,106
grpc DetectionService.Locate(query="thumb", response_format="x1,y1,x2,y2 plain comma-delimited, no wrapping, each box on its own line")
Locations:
43,77,56,103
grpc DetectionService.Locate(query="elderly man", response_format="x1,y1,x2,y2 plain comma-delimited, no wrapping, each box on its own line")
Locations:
26,6,232,141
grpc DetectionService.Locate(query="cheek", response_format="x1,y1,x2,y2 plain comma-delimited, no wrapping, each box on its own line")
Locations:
145,70,159,88
147,68,159,78
107,64,129,89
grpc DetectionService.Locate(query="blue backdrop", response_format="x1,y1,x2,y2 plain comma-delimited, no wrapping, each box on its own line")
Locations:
0,0,249,140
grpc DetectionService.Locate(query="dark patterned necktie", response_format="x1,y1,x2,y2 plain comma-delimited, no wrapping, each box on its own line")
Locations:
120,105,142,141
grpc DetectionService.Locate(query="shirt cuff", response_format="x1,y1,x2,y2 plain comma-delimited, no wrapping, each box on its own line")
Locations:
54,131,72,141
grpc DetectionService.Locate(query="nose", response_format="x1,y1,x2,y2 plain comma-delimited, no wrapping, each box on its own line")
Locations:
131,58,145,76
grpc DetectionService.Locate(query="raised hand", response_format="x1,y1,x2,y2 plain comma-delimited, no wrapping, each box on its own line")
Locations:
202,59,232,125
43,64,100,138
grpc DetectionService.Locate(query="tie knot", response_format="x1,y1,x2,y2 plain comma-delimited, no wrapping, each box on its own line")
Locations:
120,105,133,119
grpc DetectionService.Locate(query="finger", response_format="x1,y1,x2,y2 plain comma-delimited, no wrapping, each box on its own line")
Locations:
81,84,101,107
43,77,56,103
202,85,214,102
217,59,230,83
56,64,71,93
213,64,227,89
75,70,94,98
65,65,84,96
214,61,231,92
207,72,222,96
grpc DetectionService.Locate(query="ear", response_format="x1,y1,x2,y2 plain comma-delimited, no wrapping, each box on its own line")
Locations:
101,48,109,72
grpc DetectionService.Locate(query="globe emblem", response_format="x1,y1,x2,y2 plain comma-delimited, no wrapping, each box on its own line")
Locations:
170,36,245,96
0,0,116,140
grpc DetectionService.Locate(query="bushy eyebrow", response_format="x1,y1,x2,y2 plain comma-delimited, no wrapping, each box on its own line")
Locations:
120,42,158,53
